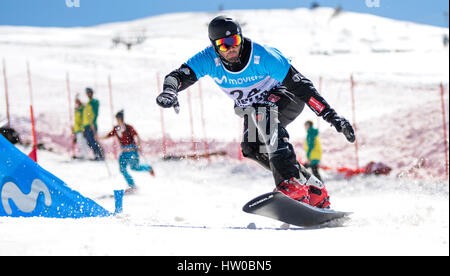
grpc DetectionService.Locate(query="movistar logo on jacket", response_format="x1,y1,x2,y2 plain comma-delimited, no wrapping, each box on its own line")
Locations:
213,75,265,85
186,41,291,107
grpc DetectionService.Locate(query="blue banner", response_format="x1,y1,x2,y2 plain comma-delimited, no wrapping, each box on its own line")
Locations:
0,134,111,218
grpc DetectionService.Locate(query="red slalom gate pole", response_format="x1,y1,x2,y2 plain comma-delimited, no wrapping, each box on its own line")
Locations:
350,74,359,169
108,75,118,159
66,72,75,158
186,88,197,159
439,83,449,179
198,81,210,162
2,59,11,127
26,61,37,162
156,73,167,156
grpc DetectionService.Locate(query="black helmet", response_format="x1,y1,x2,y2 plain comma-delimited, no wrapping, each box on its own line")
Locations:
208,16,242,42
208,16,244,66
115,109,124,120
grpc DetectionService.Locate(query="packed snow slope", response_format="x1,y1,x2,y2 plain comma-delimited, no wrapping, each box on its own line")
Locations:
0,146,448,256
0,8,448,255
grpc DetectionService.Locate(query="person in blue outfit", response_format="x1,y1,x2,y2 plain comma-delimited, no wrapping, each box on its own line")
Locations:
99,110,155,193
156,16,355,208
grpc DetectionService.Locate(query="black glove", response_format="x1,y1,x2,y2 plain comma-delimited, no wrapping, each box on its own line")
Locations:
156,90,178,109
335,117,356,143
323,109,356,143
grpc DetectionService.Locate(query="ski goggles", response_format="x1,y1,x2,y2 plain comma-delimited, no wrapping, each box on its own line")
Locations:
214,34,242,52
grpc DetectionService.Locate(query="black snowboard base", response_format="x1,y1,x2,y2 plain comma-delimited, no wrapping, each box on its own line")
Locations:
243,191,351,228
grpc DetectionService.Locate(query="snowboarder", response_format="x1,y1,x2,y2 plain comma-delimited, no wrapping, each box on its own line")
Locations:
303,120,323,182
99,110,155,192
156,16,355,208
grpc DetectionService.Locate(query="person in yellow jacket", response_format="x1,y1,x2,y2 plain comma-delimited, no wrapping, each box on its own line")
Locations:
73,97,90,159
82,95,104,160
304,120,323,182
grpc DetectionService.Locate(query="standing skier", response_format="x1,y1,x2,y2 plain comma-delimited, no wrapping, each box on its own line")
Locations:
85,87,100,133
156,16,355,208
73,97,90,159
82,92,104,161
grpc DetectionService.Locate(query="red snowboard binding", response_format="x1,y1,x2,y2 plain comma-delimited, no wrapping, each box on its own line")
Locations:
275,177,310,205
305,176,331,209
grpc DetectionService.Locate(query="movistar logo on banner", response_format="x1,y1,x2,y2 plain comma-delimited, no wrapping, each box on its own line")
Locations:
1,179,51,215
0,135,111,218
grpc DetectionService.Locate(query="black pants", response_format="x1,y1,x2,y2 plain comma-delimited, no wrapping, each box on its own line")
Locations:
238,86,306,185
304,163,323,182
83,126,104,159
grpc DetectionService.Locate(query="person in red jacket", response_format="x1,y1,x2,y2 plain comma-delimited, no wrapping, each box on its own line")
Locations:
99,110,154,192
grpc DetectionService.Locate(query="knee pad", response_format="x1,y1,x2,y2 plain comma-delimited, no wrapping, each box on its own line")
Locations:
240,141,258,158
241,141,271,170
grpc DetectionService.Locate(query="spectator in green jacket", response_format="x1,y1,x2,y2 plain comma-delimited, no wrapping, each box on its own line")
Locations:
85,87,100,133
83,90,104,160
304,120,323,182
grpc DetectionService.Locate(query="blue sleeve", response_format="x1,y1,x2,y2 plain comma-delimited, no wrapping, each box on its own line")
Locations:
262,46,291,83
185,47,214,79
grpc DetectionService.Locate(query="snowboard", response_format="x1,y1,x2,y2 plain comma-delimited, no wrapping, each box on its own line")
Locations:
243,191,351,227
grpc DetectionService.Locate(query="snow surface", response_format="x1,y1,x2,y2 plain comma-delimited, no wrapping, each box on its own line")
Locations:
0,8,449,255
1,146,448,256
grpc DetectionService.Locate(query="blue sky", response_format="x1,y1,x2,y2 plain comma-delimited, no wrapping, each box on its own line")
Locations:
0,0,448,28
